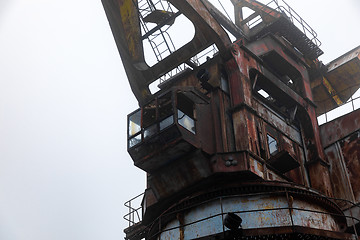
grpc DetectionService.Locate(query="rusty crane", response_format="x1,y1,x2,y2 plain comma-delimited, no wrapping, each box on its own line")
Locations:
102,0,360,239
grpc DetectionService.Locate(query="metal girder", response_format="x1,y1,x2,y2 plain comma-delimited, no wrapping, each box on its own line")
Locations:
102,0,150,105
230,0,282,34
102,0,233,106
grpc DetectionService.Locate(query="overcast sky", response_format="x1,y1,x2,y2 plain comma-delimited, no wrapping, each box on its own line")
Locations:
0,1,359,240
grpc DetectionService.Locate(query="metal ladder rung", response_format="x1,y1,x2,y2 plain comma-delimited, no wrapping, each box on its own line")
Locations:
158,49,169,55
138,0,148,9
149,34,163,41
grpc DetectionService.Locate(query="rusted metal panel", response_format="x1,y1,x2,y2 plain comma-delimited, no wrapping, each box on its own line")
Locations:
226,57,246,107
266,169,286,181
340,131,360,203
249,157,264,178
247,112,258,155
253,99,302,145
324,144,355,205
157,193,344,240
148,150,212,201
320,108,360,147
284,144,305,185
210,90,226,153
291,199,339,231
307,161,333,197
320,109,360,204
232,108,250,151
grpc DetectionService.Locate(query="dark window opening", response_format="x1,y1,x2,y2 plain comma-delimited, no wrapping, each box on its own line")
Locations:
251,70,300,126
261,51,304,96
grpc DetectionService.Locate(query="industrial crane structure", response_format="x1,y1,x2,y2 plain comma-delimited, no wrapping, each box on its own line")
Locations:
102,0,360,239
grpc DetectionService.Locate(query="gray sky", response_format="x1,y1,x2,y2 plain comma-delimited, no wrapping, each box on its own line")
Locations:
0,0,359,240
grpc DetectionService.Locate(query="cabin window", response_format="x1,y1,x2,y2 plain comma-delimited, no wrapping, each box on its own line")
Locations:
267,134,278,156
177,93,195,134
127,92,177,148
128,110,141,137
129,132,142,148
160,115,174,131
144,124,157,140
158,92,174,130
261,51,304,96
127,90,201,148
251,70,300,124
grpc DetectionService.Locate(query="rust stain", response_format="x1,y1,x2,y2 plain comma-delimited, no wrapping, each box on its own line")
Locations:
177,213,184,240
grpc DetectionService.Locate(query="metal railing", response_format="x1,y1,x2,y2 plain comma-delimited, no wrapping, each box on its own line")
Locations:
124,192,144,227
273,0,321,47
246,0,321,49
317,85,360,124
146,190,360,240
124,189,360,239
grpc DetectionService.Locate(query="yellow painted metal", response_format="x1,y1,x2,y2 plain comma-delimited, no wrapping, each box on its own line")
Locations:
312,46,360,116
119,0,142,61
321,76,343,106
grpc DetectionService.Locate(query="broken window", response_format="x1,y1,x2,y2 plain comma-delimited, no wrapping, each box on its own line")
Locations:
251,69,300,125
261,51,304,96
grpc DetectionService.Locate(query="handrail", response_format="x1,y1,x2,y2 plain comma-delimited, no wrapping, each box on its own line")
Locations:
124,192,144,227
317,85,360,124
246,0,322,49
276,1,321,47
124,189,360,239
145,191,360,240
